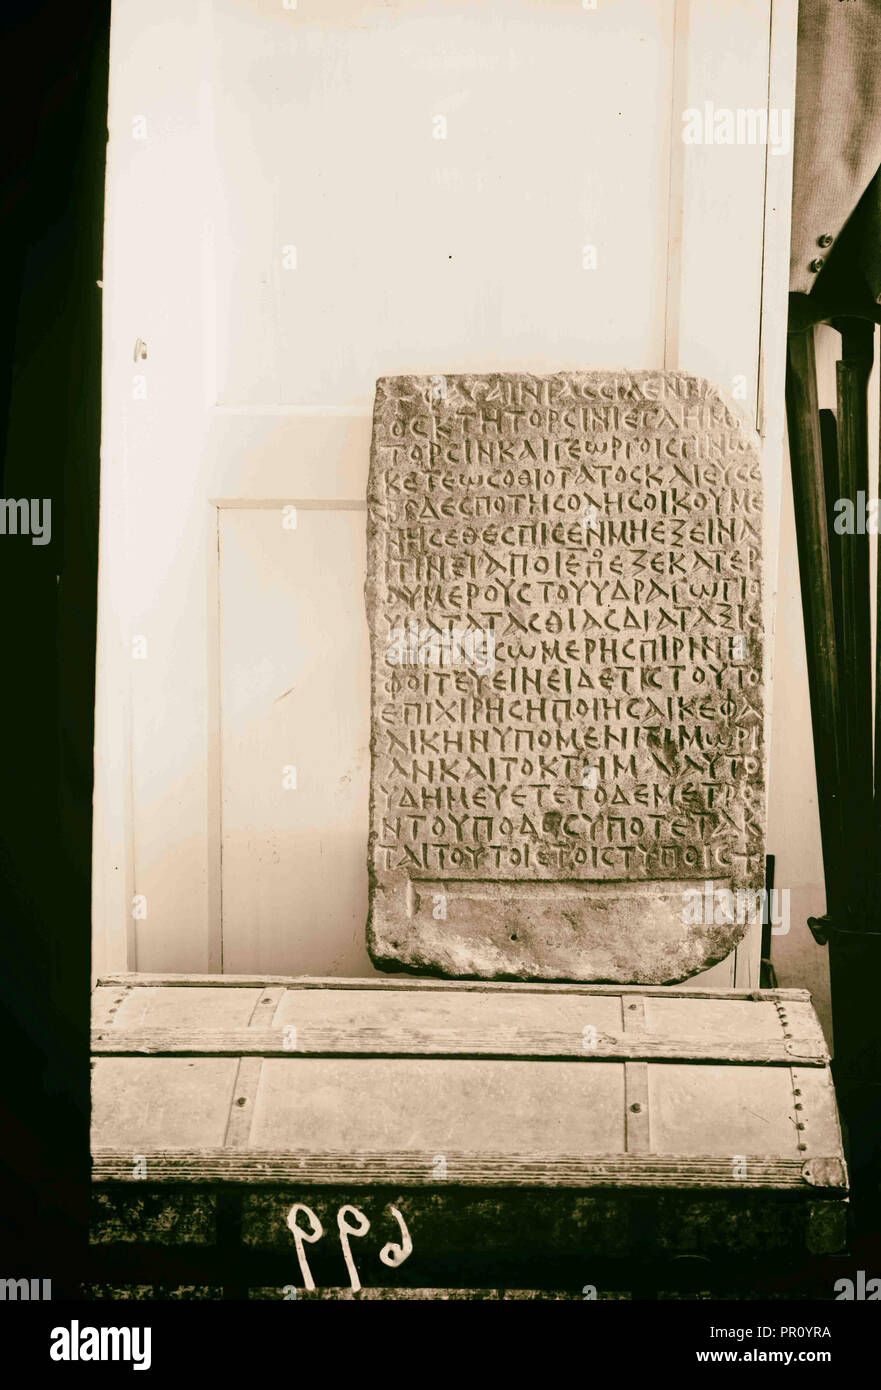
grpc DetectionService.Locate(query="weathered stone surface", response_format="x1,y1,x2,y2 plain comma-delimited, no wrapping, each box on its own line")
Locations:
365,372,765,982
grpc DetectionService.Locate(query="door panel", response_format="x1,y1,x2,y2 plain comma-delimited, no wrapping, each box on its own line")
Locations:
219,504,370,974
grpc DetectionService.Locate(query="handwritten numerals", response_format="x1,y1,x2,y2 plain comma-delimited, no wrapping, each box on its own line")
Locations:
337,1205,371,1293
285,1202,414,1293
379,1205,414,1268
285,1203,324,1293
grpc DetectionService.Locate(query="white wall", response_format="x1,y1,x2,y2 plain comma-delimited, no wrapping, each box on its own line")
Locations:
94,0,800,992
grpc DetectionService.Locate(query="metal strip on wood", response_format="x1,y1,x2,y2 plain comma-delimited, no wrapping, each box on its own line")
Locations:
95,973,814,1002
621,995,647,1032
248,985,285,1027
220,994,277,1148
89,1026,828,1065
788,1064,808,1155
223,1057,264,1149
89,1148,848,1191
625,1062,651,1152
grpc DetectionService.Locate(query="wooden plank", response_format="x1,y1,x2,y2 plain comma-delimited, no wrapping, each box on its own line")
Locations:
91,1058,240,1150
90,1026,827,1066
94,984,810,1041
96,972,814,1002
90,1149,846,1191
92,985,131,1028
791,1066,846,1160
93,1054,838,1157
105,984,264,1030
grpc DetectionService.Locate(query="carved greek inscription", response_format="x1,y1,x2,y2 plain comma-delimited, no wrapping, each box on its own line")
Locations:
365,372,765,981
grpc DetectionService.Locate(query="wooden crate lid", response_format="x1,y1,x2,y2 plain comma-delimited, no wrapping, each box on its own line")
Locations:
93,973,828,1064
91,975,846,1194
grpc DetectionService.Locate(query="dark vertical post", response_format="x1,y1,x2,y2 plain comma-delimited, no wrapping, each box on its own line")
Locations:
0,0,109,1297
787,318,881,1246
785,327,847,918
833,319,874,910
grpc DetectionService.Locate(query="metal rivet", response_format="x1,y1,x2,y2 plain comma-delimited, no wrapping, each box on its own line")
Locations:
794,1103,803,1110
793,1089,802,1096
796,1122,805,1130
797,1143,807,1152
630,1102,642,1113
818,234,833,248
236,1097,247,1107
809,257,825,273
628,1003,638,1010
